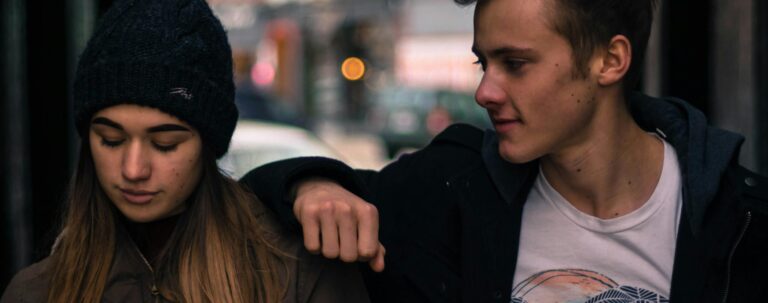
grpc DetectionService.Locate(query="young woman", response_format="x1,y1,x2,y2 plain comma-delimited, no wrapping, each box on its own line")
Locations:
0,0,369,302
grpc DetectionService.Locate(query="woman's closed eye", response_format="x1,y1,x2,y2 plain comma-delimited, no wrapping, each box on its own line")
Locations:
101,137,125,148
152,142,179,153
98,136,180,153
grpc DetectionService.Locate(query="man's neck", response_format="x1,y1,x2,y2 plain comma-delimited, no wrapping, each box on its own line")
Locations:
540,98,665,219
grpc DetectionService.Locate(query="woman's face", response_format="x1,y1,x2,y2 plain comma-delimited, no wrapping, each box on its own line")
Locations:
89,104,203,223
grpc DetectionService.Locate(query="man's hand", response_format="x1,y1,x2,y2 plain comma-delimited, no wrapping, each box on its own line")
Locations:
293,178,385,272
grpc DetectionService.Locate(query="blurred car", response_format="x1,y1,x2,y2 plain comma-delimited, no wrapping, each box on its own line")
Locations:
218,119,342,179
235,80,306,127
367,86,491,157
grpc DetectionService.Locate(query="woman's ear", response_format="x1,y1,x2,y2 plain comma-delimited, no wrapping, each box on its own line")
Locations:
595,35,631,86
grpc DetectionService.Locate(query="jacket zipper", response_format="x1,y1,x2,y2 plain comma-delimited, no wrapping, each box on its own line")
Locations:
721,211,752,303
132,244,161,302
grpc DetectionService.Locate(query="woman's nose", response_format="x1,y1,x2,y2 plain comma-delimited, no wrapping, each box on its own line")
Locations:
121,142,151,182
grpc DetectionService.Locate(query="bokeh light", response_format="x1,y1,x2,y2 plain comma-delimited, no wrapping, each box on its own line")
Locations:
341,57,366,81
251,62,276,87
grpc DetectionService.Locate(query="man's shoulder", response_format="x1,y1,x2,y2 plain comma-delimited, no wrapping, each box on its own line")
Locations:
730,165,768,203
383,123,487,185
718,165,768,222
428,123,485,153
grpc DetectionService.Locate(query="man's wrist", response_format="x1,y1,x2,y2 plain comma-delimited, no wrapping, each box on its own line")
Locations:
290,176,336,204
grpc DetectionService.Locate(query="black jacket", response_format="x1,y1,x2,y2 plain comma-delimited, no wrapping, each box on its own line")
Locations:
242,93,768,303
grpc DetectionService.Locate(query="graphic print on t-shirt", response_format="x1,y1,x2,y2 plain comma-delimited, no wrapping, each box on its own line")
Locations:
510,269,669,303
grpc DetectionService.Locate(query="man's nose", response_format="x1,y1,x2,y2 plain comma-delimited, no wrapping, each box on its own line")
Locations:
122,141,151,182
475,71,506,109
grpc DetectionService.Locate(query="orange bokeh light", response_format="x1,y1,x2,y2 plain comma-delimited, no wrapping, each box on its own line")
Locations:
341,57,366,81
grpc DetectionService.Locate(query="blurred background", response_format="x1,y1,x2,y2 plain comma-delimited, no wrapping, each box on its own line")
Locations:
2,0,767,289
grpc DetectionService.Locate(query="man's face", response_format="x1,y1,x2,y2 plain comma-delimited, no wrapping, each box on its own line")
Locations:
473,0,602,163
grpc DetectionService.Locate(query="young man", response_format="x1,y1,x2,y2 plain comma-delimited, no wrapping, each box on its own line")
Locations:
242,0,768,302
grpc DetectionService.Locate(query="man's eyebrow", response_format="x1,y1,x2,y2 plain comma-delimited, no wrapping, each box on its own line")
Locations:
472,45,535,58
91,117,123,130
147,124,191,133
490,46,535,57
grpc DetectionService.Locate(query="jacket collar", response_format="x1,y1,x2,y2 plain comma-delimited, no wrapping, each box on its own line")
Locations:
481,130,538,208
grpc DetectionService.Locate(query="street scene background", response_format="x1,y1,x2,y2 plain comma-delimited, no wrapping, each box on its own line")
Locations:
2,0,768,290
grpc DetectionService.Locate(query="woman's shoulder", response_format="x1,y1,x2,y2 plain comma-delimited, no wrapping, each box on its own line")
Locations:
253,201,370,303
1,258,52,303
291,251,371,303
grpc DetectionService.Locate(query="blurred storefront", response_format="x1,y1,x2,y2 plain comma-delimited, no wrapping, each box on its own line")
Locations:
211,0,400,124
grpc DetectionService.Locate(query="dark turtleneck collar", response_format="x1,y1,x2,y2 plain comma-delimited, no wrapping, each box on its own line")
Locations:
122,213,182,265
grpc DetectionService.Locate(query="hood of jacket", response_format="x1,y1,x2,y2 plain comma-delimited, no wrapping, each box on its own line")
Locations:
628,92,744,234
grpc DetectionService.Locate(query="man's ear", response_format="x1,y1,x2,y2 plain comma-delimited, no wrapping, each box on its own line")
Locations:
595,35,631,86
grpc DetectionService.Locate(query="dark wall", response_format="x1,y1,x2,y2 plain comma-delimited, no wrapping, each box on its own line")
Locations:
0,0,29,292
759,0,768,175
661,0,712,115
2,0,118,291
25,0,72,261
1,1,10,291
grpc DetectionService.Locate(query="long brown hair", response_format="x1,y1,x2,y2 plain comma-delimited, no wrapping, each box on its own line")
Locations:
47,140,287,302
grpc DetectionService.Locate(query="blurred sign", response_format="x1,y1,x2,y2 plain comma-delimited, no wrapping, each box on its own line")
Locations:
211,4,257,30
395,35,481,92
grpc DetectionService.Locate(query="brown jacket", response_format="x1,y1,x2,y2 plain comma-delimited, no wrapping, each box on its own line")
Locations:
0,206,370,303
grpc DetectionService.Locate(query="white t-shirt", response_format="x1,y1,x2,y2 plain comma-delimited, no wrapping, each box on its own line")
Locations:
511,138,681,303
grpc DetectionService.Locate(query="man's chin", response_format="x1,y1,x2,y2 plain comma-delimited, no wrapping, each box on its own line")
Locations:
498,145,539,164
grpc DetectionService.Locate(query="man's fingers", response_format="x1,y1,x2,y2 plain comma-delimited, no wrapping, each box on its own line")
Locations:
292,179,381,265
318,202,340,259
356,203,379,259
337,205,359,262
368,243,386,272
299,209,322,254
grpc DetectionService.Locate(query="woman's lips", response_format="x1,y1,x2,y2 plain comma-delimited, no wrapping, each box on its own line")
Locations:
120,189,158,204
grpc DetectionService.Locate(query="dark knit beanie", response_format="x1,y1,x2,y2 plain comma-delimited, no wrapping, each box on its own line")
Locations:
73,0,237,158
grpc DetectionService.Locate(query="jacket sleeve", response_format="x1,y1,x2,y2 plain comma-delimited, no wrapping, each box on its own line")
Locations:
239,156,376,231
237,123,483,232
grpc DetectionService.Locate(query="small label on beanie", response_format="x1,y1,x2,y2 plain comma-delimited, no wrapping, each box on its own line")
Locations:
169,87,193,100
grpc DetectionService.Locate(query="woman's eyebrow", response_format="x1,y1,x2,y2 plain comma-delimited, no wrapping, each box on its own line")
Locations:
91,117,123,130
147,124,191,133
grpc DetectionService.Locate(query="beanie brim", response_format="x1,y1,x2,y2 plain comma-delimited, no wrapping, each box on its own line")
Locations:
74,61,238,158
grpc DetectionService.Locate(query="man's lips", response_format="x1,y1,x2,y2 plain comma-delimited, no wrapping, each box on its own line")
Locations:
120,188,158,204
491,118,522,131
492,118,521,124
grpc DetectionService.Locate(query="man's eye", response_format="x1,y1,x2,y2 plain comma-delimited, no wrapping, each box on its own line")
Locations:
100,138,124,148
504,60,526,71
472,59,487,71
152,142,178,153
